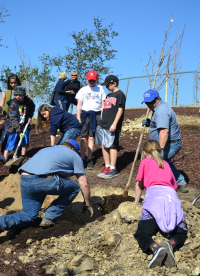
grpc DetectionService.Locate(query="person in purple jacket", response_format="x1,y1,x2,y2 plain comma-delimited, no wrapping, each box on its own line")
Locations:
36,104,81,146
54,71,75,111
134,140,187,269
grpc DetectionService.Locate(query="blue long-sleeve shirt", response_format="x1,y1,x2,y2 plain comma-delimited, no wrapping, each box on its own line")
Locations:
50,106,81,136
54,80,67,101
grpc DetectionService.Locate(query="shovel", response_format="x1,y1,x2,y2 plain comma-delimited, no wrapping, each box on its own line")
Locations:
4,123,29,167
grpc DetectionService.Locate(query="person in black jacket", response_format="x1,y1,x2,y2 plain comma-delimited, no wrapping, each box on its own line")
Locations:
4,86,35,162
64,71,80,111
36,104,81,146
54,71,75,111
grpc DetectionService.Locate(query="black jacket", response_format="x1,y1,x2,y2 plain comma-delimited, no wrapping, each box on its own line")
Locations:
65,80,80,96
6,96,35,135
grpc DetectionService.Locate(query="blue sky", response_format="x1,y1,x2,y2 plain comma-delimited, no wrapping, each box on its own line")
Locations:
0,0,200,109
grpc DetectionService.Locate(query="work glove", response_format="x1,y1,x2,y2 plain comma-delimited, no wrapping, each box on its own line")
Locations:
142,118,151,127
83,204,94,218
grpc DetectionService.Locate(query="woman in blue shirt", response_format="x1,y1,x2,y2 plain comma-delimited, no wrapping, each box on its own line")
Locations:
36,104,81,146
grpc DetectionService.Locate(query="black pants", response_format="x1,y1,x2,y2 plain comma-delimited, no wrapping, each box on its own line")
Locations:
134,219,187,252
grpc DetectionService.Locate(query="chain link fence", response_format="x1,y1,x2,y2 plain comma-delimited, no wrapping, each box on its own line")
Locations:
119,70,200,107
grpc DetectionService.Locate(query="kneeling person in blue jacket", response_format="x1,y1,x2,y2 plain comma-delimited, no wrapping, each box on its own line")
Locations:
0,139,93,232
36,104,81,146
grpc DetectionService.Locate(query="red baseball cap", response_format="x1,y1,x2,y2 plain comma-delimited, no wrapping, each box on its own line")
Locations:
87,70,98,81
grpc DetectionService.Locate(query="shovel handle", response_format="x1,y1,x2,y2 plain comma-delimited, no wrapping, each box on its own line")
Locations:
13,123,29,159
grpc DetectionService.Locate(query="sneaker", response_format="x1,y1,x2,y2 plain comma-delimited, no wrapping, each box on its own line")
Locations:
97,166,110,177
161,241,176,267
100,168,118,179
178,184,188,193
87,159,94,170
148,246,167,269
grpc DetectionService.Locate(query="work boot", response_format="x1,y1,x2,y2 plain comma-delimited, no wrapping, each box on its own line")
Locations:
39,220,54,227
178,184,188,193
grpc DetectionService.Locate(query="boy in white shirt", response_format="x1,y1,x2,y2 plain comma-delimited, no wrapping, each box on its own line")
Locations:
76,71,106,169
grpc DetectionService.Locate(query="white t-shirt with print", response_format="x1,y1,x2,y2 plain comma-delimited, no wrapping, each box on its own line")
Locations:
76,85,106,111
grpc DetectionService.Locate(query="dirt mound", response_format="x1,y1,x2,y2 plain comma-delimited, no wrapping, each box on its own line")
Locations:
0,199,199,276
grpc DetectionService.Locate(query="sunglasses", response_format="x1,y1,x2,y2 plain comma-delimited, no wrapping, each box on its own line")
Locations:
71,75,77,76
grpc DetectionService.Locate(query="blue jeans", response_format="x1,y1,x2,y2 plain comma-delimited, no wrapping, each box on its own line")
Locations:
56,128,81,145
163,141,186,186
0,174,80,232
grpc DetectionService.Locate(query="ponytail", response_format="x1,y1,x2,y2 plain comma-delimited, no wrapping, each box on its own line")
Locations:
143,140,164,168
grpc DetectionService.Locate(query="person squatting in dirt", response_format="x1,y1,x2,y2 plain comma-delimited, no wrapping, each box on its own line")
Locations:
141,89,188,193
76,70,106,170
0,139,93,232
36,104,81,146
95,75,126,178
3,86,35,162
134,140,187,269
0,74,22,160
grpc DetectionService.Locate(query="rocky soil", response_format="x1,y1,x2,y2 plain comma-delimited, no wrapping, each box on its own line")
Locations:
0,197,200,276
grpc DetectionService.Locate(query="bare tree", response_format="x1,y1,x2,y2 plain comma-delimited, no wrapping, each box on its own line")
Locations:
169,31,182,105
123,15,185,197
15,39,31,97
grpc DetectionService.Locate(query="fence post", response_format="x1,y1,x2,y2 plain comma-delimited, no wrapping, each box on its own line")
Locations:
125,78,130,98
194,70,198,105
175,79,178,105
165,75,168,103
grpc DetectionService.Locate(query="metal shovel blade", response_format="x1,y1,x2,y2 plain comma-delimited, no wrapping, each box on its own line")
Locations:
4,156,22,167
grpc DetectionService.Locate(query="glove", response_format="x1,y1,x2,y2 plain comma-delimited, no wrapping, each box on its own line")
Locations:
83,205,94,218
142,118,151,127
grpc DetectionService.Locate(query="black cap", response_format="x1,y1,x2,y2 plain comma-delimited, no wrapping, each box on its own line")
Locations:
14,86,26,96
101,75,119,86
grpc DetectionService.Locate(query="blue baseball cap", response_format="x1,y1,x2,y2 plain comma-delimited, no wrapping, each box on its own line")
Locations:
65,139,80,153
142,89,160,104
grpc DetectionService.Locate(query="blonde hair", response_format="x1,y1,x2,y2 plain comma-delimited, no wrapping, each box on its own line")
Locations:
143,140,164,168
58,71,67,80
71,71,78,80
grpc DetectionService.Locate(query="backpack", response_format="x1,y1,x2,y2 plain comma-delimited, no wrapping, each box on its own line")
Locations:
49,87,56,106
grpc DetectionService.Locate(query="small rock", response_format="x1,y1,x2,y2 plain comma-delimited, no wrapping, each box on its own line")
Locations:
5,248,12,254
4,261,10,265
192,267,200,275
74,258,95,274
72,254,85,265
118,202,142,223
